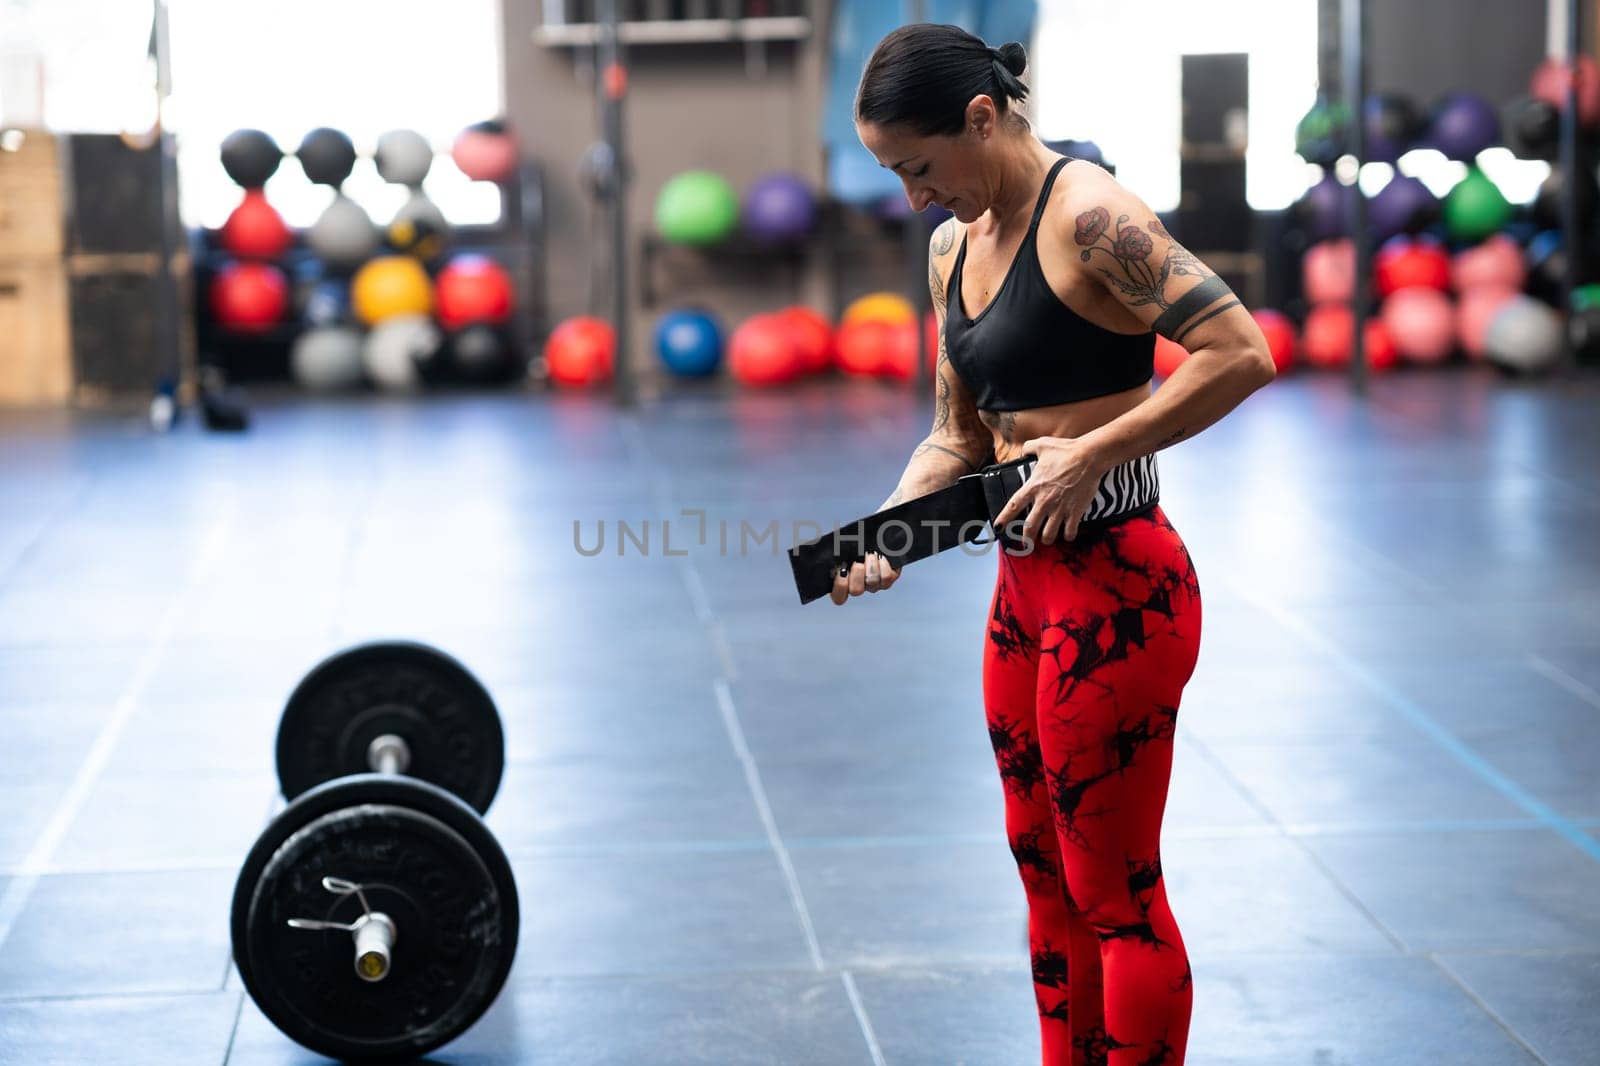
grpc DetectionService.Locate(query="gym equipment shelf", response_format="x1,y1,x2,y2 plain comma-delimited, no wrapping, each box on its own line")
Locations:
533,16,810,47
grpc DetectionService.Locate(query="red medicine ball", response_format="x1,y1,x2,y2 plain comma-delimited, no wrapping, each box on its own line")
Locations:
729,314,800,386
1374,238,1451,298
436,255,514,329
1251,308,1298,373
220,189,292,260
778,306,834,374
545,316,614,387
211,261,288,332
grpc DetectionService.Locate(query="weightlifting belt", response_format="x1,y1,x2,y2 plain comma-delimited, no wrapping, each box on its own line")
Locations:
787,453,1161,605
787,456,1037,605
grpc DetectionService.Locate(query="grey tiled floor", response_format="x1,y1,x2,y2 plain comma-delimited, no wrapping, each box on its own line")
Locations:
0,369,1597,1064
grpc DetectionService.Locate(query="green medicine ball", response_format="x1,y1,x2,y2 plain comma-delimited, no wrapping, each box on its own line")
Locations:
655,170,739,246
1570,282,1600,313
1444,166,1514,243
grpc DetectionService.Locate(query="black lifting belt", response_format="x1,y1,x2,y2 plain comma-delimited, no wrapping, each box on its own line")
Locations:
787,456,1036,605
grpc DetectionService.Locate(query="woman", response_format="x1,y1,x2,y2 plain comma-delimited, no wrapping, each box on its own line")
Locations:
833,24,1276,1066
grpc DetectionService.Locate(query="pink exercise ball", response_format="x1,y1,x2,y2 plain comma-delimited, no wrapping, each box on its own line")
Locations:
1456,285,1520,361
1531,56,1600,128
1381,288,1456,364
1452,234,1526,294
1303,239,1355,304
451,121,519,183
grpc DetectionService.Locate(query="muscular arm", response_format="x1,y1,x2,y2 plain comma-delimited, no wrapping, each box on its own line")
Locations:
1059,176,1275,466
880,218,994,510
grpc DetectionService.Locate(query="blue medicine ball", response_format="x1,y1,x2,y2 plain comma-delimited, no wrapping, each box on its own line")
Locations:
655,308,723,377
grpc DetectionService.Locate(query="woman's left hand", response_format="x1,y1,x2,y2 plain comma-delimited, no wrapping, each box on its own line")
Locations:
993,436,1110,546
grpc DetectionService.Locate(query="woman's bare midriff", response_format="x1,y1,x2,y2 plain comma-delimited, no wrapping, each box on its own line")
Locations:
981,381,1149,464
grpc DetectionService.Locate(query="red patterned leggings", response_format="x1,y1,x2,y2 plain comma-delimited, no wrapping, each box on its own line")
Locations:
983,506,1202,1066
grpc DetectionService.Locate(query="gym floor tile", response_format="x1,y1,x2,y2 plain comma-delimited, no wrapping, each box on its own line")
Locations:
48,771,275,871
847,966,1043,1066
417,971,873,1066
0,705,111,783
788,841,1028,970
1299,829,1600,953
757,752,1006,840
727,674,990,764
0,991,239,1065
498,681,733,766
1367,657,1600,741
1449,718,1600,821
509,849,815,978
0,585,185,646
1437,951,1600,1066
1183,953,1542,1065
1199,735,1529,828
1157,833,1398,958
103,705,279,781
0,783,69,869
1162,735,1275,832
1179,662,1405,742
488,755,765,851
0,869,234,998
1530,648,1600,699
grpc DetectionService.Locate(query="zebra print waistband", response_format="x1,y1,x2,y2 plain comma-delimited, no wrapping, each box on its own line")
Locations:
1013,452,1160,525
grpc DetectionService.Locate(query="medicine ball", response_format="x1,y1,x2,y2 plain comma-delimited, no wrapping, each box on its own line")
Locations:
451,119,519,184
654,308,723,378
1485,295,1564,374
220,189,292,260
435,255,513,329
545,316,615,387
220,128,282,188
387,191,450,261
375,129,434,186
352,255,433,325
297,127,357,188
729,314,802,385
307,194,381,269
291,326,364,391
211,261,288,332
364,314,441,390
655,170,739,246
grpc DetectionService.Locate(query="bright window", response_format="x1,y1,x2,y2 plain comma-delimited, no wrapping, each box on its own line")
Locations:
0,0,506,228
1032,0,1319,211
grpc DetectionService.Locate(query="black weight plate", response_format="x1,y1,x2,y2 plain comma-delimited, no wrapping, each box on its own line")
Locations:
277,641,504,813
231,775,520,1064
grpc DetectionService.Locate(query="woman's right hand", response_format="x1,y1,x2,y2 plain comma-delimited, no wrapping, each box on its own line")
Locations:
830,551,901,605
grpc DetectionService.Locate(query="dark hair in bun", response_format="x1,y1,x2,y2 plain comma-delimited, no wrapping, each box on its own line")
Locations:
856,24,1031,137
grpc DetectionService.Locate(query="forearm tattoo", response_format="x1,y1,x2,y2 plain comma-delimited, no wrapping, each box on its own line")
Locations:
933,354,953,434
1074,211,1239,341
913,438,980,471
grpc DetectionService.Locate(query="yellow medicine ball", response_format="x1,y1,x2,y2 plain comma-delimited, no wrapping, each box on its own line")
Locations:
842,291,915,328
352,255,433,325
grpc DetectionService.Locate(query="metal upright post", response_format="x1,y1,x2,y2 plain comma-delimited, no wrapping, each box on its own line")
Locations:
1559,0,1582,368
1340,0,1368,395
598,0,633,406
907,0,930,392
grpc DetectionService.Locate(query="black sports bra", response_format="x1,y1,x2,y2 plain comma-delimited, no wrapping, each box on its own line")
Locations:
944,157,1155,412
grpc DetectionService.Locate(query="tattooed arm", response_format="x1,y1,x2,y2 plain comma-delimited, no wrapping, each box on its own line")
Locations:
879,218,995,510
1059,173,1275,467
994,171,1275,546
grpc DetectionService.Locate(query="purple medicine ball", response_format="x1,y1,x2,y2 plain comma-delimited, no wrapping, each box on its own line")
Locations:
1296,173,1352,243
1368,174,1440,241
743,172,818,242
1425,93,1502,162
